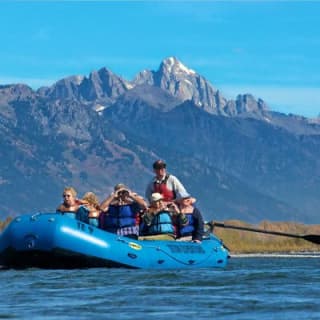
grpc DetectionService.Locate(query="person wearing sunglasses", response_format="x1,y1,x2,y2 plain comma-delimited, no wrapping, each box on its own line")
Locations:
56,186,88,223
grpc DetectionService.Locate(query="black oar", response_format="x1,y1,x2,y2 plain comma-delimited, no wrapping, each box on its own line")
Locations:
211,221,320,245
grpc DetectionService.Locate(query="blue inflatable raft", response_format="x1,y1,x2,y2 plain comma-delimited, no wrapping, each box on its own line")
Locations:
0,213,229,269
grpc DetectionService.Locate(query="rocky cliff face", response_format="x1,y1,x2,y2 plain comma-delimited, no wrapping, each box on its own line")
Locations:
133,57,270,117
37,68,130,111
134,57,228,114
0,57,320,223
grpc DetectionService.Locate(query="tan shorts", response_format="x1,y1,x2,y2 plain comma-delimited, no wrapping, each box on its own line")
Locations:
138,234,176,241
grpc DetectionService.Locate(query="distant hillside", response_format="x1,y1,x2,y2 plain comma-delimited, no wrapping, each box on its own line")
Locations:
0,57,320,223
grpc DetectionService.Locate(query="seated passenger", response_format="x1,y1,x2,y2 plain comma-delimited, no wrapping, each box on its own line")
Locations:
56,186,88,222
140,193,187,240
81,192,101,227
100,184,147,239
175,192,204,243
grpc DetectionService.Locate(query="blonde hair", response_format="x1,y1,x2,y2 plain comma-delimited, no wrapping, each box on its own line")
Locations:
82,192,99,207
63,187,77,198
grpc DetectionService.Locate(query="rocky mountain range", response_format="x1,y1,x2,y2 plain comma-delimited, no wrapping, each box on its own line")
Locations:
0,57,320,223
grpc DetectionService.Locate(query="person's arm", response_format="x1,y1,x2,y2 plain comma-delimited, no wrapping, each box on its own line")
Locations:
167,202,188,225
100,192,116,212
166,202,180,214
128,191,147,210
177,211,188,226
145,181,153,203
169,175,188,196
143,209,154,226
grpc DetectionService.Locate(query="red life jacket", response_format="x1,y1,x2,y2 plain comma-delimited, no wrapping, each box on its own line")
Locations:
153,174,175,201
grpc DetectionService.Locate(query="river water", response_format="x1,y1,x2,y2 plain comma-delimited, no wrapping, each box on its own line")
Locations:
1,255,320,319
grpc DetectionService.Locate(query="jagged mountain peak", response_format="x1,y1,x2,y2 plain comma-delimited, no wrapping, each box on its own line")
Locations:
132,56,226,114
62,75,84,85
160,56,196,76
37,67,129,104
222,94,269,119
0,83,35,107
125,57,270,118
90,67,117,80
0,83,34,96
2,57,284,122
133,57,196,83
236,94,269,112
37,74,84,100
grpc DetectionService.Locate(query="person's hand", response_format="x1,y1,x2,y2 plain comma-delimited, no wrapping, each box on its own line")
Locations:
110,192,116,199
167,202,179,212
77,199,87,205
128,191,136,198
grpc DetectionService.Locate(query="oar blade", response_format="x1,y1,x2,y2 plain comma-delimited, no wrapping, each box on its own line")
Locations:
303,234,320,245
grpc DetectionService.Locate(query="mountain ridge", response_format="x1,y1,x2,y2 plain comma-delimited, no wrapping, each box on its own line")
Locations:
0,57,319,223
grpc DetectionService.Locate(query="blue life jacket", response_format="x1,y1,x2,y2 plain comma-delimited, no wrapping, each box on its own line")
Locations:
88,217,99,227
76,206,89,224
143,211,175,236
104,204,137,232
179,213,195,237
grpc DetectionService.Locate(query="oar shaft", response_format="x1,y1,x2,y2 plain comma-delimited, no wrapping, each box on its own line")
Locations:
213,222,303,240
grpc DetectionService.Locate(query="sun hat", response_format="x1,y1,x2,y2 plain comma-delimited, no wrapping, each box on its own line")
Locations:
176,191,196,204
151,192,163,202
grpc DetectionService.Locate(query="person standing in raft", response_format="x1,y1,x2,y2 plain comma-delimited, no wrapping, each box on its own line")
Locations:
145,160,188,204
175,192,204,243
56,186,88,223
100,184,147,239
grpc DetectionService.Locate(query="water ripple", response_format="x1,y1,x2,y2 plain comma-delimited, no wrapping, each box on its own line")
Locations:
1,257,320,319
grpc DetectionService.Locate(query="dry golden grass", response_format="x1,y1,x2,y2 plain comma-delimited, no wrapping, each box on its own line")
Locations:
212,220,320,253
0,216,12,232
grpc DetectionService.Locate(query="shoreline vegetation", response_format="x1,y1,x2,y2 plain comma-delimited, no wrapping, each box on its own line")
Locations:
213,220,320,254
1,217,320,254
0,217,12,232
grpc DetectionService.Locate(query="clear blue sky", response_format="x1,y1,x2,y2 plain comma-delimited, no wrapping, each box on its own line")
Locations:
1,1,319,118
